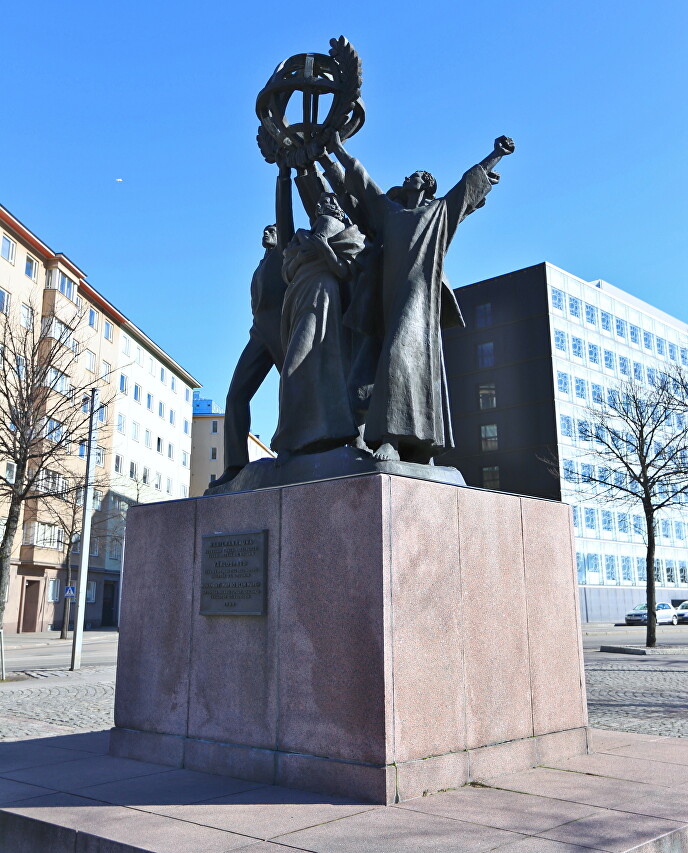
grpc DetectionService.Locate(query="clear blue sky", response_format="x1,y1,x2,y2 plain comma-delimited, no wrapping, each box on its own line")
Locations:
2,1,686,442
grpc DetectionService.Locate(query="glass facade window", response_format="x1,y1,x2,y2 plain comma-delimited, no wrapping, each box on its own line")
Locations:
601,510,614,531
481,465,500,489
563,460,576,482
560,415,573,437
572,506,581,528
647,367,657,385
601,311,612,332
572,336,583,358
588,343,600,364
680,562,688,584
643,330,653,350
480,423,498,451
557,371,570,394
614,471,626,488
551,288,564,310
585,304,597,325
581,463,594,482
654,560,664,584
575,377,587,399
633,362,643,381
621,556,633,582
605,555,618,583
554,330,567,351
578,420,590,441
477,342,494,368
604,350,615,370
588,554,601,577
656,337,666,356
666,560,677,584
661,519,671,539
577,553,586,583
475,303,492,328
615,318,627,338
619,356,630,376
568,296,581,318
584,508,597,530
669,343,678,361
637,557,647,581
681,348,688,366
618,513,630,533
630,325,640,344
478,383,496,409
591,383,603,403
633,515,644,535
676,521,685,541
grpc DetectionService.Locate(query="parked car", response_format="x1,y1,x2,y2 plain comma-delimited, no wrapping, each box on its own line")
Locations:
676,601,688,623
625,602,678,625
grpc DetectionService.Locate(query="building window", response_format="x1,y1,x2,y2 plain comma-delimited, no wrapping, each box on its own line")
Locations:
584,508,597,531
147,393,154,412
571,337,583,358
104,320,113,341
481,465,500,489
85,349,96,373
47,579,61,602
574,378,587,400
633,362,643,382
20,304,33,329
156,437,163,453
563,460,576,482
86,581,97,603
560,415,573,437
95,446,105,466
615,318,627,338
121,334,131,356
209,473,216,483
675,521,685,541
45,418,64,442
134,383,141,403
666,560,677,585
601,311,612,332
477,342,494,368
142,467,150,485
158,401,165,418
633,515,644,536
102,361,111,381
160,366,166,384
603,350,615,370
168,443,174,460
210,447,218,460
475,303,492,328
119,373,129,394
180,484,188,498
630,325,640,345
618,513,629,533
1,234,16,263
591,383,603,403
669,343,678,361
129,461,138,480
656,337,666,356
115,454,124,473
132,421,140,441
680,348,687,366
117,414,126,433
93,490,103,511
637,557,647,582
584,304,597,325
588,343,600,364
480,423,498,452
185,387,191,402
605,555,618,583
110,540,123,560
577,420,590,442
647,367,657,385
576,553,586,583
88,308,98,330
154,472,162,490
568,296,581,318
24,255,38,281
551,288,564,311
211,420,218,434
557,371,570,394
581,463,594,483
0,287,9,314
171,376,177,392
182,450,189,467
183,419,190,435
601,511,614,532
643,330,653,351
169,409,176,426
554,329,567,352
145,429,152,449
478,383,496,410
619,356,630,376
135,345,143,365
166,477,173,495
621,556,633,582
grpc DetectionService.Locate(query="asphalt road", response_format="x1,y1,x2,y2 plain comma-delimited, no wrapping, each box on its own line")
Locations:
2,630,118,673
581,623,688,651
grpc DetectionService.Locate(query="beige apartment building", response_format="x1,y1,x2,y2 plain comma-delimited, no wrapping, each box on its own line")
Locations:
189,395,274,496
0,203,200,633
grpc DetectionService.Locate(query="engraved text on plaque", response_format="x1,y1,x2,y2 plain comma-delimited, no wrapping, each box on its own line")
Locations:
200,530,267,616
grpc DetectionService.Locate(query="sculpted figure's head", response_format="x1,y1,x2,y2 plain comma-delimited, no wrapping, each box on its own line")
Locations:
315,193,346,222
403,171,437,199
262,225,277,249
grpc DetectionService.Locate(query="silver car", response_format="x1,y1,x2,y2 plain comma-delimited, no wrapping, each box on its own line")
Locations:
676,601,688,623
625,602,678,625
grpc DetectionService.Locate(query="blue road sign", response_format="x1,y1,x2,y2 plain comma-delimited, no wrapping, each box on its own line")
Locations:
65,586,76,599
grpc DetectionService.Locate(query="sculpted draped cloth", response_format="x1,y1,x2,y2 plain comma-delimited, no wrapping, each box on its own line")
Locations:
334,151,493,458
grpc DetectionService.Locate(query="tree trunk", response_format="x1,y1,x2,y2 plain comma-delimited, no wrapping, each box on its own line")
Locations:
60,545,73,640
0,496,24,632
645,510,657,648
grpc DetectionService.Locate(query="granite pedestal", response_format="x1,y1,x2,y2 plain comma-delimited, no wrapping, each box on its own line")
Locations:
110,474,588,804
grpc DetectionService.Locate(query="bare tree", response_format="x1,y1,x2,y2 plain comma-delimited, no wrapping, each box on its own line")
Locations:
560,369,688,647
0,299,111,631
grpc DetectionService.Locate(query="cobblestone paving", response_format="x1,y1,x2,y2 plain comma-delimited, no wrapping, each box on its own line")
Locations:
0,666,115,741
0,657,686,743
585,656,688,738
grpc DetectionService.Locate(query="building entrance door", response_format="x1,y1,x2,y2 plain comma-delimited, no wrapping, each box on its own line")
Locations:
101,581,116,627
21,580,41,632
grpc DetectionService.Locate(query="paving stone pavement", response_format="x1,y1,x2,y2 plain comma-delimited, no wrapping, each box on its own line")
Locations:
0,655,686,743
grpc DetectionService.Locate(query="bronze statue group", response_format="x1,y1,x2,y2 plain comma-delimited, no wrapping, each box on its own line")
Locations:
211,39,514,490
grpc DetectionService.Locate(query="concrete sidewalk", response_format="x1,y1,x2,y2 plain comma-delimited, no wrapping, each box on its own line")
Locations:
1,728,687,852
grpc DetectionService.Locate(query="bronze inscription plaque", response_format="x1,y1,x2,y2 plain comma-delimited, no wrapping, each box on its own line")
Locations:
200,530,267,616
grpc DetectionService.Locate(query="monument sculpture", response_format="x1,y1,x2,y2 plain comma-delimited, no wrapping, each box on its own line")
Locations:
111,36,588,807
208,36,513,492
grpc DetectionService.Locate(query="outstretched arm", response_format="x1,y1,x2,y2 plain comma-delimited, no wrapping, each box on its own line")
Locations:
294,165,329,225
478,135,515,181
275,164,295,250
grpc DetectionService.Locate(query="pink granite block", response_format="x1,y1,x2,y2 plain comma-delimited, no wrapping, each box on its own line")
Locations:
183,738,275,785
539,808,687,853
537,728,589,765
588,729,658,752
187,490,281,749
0,811,77,853
108,728,184,768
546,752,688,787
389,479,465,763
276,751,395,804
608,739,688,766
521,498,587,736
469,737,539,782
277,476,389,765
114,499,196,736
395,751,469,802
457,488,533,750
